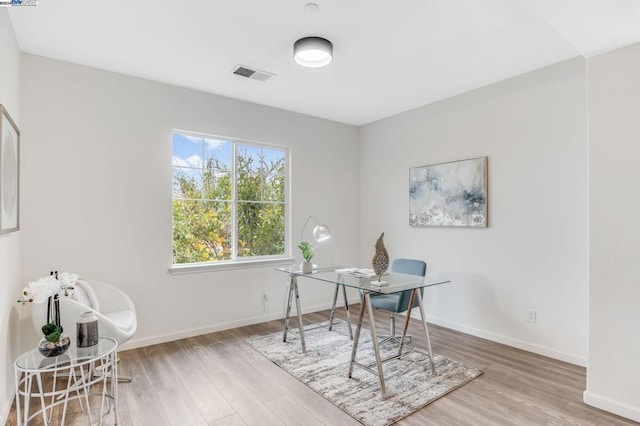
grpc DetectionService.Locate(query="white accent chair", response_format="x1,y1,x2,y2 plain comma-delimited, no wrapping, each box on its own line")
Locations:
32,279,137,381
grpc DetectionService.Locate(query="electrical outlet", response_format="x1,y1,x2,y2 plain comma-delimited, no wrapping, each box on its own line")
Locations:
527,309,537,324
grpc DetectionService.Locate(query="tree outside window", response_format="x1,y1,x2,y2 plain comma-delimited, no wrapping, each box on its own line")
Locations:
172,132,287,265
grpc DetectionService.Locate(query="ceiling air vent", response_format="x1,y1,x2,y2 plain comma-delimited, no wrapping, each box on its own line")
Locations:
232,65,275,82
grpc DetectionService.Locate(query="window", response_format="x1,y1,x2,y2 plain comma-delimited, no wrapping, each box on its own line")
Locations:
172,131,288,266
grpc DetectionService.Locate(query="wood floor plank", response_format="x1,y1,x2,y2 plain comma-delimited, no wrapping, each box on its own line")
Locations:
115,349,173,426
210,413,249,426
210,371,285,426
264,394,324,426
206,340,286,403
137,343,183,394
157,386,209,426
177,371,237,423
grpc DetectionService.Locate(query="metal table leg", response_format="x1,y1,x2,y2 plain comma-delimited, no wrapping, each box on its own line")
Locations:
328,284,340,331
112,349,119,425
397,289,416,356
14,367,22,426
328,284,353,340
348,292,387,399
348,296,366,378
365,292,387,399
283,274,295,343
293,277,306,353
415,289,437,375
342,285,353,340
282,275,306,353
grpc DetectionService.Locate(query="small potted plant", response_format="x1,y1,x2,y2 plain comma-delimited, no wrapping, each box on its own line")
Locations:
297,241,314,273
19,271,78,357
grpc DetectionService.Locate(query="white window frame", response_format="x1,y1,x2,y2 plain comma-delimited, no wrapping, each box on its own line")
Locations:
169,130,293,274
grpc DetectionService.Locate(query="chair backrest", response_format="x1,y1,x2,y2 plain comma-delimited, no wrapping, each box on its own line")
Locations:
392,258,427,313
391,258,426,277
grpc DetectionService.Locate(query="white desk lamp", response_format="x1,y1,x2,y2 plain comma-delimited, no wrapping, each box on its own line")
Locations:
299,216,331,272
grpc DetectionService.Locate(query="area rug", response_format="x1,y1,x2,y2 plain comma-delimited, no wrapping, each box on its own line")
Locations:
245,320,482,426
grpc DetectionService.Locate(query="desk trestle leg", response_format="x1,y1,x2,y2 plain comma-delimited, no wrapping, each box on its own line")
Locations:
293,278,306,353
416,289,437,375
348,293,388,399
342,285,353,340
283,275,295,343
328,284,340,331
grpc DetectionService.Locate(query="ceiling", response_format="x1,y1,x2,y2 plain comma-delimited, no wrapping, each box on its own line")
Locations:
8,0,640,126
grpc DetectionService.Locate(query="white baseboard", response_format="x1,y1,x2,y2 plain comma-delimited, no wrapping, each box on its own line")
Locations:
584,390,640,422
122,299,586,369
425,315,587,367
120,299,351,351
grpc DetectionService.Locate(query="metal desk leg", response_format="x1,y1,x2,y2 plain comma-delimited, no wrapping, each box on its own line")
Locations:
14,368,22,426
35,371,48,425
328,284,340,331
113,350,119,425
60,368,77,425
329,283,353,340
415,289,437,375
22,372,33,426
365,292,387,399
283,274,295,343
348,296,367,378
342,285,353,340
293,277,306,353
397,289,416,356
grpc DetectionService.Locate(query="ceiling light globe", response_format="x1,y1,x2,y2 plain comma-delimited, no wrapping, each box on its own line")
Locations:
294,37,333,68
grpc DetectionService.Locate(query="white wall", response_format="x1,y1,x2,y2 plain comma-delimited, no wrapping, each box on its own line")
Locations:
585,43,640,422
19,54,360,349
0,9,22,424
359,58,589,365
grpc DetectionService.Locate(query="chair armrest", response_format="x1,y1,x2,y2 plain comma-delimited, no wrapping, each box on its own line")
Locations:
86,280,136,315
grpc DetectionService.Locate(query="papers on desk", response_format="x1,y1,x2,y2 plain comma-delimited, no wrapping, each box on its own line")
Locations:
336,268,389,284
335,268,377,278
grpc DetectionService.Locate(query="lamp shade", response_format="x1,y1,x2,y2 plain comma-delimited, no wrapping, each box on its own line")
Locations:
312,224,331,242
300,216,332,243
293,37,333,68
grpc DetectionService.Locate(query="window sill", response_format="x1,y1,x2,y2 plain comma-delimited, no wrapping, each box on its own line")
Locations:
169,257,295,275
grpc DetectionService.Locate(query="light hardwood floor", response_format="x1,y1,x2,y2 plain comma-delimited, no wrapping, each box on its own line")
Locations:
6,306,639,426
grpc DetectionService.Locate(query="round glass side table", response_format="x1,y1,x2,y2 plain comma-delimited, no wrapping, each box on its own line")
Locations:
14,337,118,425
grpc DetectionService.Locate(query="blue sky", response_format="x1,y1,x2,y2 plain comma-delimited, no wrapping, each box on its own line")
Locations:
172,132,285,171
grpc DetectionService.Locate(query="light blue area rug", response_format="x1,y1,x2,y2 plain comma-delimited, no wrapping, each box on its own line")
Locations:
245,320,482,426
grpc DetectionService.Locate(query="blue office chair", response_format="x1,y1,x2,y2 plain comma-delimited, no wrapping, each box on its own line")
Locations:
369,258,427,344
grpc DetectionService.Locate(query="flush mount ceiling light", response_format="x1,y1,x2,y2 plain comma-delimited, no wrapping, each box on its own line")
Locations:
293,36,333,68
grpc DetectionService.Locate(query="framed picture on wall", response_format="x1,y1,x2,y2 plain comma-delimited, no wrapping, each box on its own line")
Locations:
409,156,488,228
0,105,20,234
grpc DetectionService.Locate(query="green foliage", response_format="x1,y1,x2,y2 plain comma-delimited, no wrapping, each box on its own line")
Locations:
297,241,314,262
42,323,62,343
172,147,285,264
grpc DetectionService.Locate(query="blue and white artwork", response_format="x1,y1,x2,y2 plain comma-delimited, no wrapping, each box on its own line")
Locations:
409,157,487,227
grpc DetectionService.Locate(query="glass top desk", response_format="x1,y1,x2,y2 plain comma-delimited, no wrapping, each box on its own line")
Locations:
275,264,450,399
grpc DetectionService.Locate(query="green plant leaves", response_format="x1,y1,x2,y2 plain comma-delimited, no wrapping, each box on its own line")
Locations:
42,322,62,342
297,241,314,261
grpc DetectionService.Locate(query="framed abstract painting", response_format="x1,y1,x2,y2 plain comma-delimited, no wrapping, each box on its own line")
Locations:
0,105,20,234
409,157,487,228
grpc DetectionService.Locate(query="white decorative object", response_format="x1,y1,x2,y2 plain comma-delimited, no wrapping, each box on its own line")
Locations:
77,311,99,348
0,105,19,234
301,261,313,274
